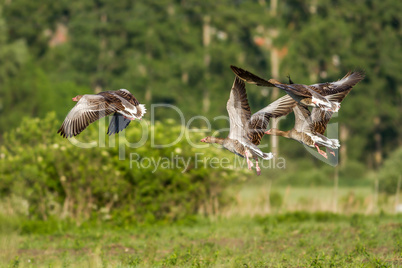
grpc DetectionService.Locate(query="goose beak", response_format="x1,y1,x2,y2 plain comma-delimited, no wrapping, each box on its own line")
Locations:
72,97,77,101
265,129,271,135
200,138,206,143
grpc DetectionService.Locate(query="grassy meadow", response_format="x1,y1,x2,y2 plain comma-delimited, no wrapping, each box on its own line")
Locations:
1,213,401,267
1,185,402,267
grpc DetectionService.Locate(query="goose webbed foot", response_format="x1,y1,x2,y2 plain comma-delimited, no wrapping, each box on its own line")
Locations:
328,148,336,157
315,144,328,159
255,159,261,176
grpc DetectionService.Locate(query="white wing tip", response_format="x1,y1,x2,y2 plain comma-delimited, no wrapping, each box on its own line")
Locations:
323,102,340,112
263,152,274,160
330,139,341,149
312,96,340,112
138,104,146,118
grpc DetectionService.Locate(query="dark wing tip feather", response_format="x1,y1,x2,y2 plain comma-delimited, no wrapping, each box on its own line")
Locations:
57,125,68,138
345,69,365,81
230,65,247,81
287,74,294,84
337,69,365,86
230,65,241,73
353,68,366,77
230,65,274,87
352,69,366,82
233,75,246,90
107,114,131,136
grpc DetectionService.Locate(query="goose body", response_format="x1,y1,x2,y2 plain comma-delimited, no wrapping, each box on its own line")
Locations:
230,65,365,113
58,89,146,138
266,104,341,158
201,76,296,175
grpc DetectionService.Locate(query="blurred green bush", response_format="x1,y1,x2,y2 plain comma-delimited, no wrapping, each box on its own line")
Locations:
379,148,402,195
0,112,244,224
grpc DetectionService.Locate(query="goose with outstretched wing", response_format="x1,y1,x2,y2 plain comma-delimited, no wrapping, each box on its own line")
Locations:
266,104,339,159
230,65,364,113
201,76,296,175
265,74,362,158
58,89,146,138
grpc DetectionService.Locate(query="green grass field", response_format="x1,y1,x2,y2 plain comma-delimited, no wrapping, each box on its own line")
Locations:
1,213,401,267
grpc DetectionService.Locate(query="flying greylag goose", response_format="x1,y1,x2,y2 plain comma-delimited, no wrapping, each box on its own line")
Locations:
265,74,362,159
266,105,339,159
58,89,146,138
201,76,297,175
230,65,365,112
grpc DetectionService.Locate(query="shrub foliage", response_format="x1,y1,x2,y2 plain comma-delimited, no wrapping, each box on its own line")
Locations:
0,113,243,224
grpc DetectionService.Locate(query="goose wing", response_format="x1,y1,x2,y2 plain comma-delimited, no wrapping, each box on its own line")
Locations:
113,89,140,105
227,77,252,140
231,65,313,97
291,103,333,135
247,95,296,145
307,71,365,135
58,95,118,138
231,65,323,109
230,65,275,87
310,70,365,95
292,104,311,133
308,107,336,135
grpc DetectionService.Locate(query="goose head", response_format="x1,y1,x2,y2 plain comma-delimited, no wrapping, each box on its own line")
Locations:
200,136,224,145
72,95,84,102
200,136,212,143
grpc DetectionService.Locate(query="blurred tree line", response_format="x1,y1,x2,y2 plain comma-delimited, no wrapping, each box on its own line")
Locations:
0,0,400,163
0,0,401,221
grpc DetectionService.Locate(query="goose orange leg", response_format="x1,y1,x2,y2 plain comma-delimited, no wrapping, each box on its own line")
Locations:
245,151,254,170
328,148,336,156
315,144,328,159
255,159,261,176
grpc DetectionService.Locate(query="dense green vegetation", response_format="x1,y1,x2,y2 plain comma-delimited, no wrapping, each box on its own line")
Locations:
0,113,245,223
1,213,401,267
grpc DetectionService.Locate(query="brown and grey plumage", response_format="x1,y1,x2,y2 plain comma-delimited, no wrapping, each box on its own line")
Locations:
58,89,146,138
265,75,359,158
230,65,365,113
201,76,296,175
266,104,339,159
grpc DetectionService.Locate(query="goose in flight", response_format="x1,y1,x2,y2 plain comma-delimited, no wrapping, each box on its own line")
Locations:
58,89,146,138
230,65,364,113
266,104,339,159
265,74,362,158
201,76,296,175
